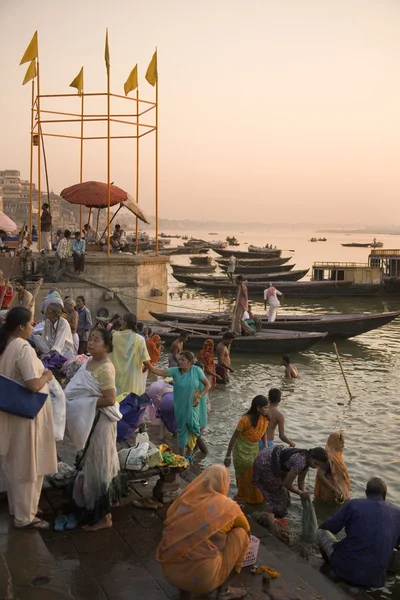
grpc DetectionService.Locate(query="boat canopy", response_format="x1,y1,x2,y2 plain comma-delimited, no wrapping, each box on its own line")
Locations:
369,249,400,277
312,261,382,284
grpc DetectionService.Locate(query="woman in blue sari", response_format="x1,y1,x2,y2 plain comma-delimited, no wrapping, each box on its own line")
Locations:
151,351,211,455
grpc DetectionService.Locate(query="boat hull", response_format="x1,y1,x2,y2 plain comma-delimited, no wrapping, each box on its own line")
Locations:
171,264,217,274
214,248,282,259
149,310,400,339
216,257,291,267
172,269,308,285
156,328,326,354
191,280,383,297
219,263,295,274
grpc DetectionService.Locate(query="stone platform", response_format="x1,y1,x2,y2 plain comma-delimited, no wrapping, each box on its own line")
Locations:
31,252,169,321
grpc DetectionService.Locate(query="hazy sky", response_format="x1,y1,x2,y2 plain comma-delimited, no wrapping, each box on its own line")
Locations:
1,0,400,224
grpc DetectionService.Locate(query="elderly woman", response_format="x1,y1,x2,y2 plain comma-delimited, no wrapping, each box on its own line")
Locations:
253,445,328,518
314,432,350,503
157,465,249,599
0,307,56,529
151,351,211,456
33,303,75,364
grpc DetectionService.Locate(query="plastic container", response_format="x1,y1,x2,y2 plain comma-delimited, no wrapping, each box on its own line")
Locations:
243,535,260,567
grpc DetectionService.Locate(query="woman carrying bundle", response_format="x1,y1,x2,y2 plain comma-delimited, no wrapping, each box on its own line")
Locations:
314,432,350,504
224,395,269,504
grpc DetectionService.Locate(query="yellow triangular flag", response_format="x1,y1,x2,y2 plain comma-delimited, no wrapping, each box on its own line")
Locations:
145,50,158,86
20,31,38,65
22,59,37,85
124,65,138,96
105,29,110,75
70,67,84,95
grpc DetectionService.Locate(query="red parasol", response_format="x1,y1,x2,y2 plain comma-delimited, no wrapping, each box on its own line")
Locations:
60,181,127,208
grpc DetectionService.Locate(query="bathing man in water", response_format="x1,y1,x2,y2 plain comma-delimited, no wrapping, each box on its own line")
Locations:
266,388,295,448
282,355,298,379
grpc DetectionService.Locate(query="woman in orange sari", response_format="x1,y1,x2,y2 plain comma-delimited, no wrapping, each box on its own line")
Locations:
157,465,249,599
314,432,350,503
143,334,164,388
197,338,218,388
224,395,269,504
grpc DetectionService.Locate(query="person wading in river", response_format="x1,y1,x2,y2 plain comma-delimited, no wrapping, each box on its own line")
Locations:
168,332,189,367
216,331,235,384
231,276,253,336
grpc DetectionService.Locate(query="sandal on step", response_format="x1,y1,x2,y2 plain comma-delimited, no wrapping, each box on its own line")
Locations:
16,518,50,530
54,515,68,531
218,587,247,600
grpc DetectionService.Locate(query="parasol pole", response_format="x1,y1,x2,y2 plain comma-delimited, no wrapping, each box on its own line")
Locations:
155,54,159,256
106,29,111,255
29,80,35,238
79,77,84,233
135,86,140,254
36,45,42,251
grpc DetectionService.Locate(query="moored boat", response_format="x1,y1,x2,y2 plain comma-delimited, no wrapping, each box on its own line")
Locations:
192,279,382,297
153,322,327,354
159,246,209,255
172,268,309,285
171,263,217,274
214,248,282,259
226,236,240,246
149,310,400,340
216,256,291,267
189,255,214,265
219,262,295,274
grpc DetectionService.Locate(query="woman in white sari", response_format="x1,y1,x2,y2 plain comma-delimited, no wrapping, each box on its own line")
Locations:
0,307,57,529
33,302,75,359
109,313,152,396
65,328,121,531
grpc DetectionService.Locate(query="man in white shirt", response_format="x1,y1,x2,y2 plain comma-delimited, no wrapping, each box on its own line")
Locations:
227,255,237,281
264,282,283,323
53,230,72,281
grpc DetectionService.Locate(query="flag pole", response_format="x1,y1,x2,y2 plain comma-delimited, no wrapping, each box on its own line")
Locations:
135,86,140,254
106,31,111,255
155,61,159,256
29,79,35,238
79,81,84,233
37,53,42,252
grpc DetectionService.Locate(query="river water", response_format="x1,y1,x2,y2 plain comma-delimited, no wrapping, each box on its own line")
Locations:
155,225,400,598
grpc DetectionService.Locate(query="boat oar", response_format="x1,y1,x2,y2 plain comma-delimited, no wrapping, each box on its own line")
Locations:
333,342,354,401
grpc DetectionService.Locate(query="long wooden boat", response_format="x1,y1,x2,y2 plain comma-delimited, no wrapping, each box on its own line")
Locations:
149,310,400,340
219,263,295,274
171,264,217,274
172,269,309,285
216,256,291,267
159,246,209,255
214,248,282,259
189,256,213,265
342,241,383,248
192,279,383,297
153,322,326,354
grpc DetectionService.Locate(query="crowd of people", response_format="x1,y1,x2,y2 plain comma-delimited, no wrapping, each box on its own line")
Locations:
0,291,399,599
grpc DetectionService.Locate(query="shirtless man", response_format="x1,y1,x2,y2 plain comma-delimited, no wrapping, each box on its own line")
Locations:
168,332,189,366
282,355,298,379
266,388,295,448
216,331,235,384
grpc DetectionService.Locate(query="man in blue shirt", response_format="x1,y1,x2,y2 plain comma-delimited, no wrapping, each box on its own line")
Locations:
72,231,86,275
318,477,400,589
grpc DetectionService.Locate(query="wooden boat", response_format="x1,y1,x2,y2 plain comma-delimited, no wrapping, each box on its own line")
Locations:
160,233,181,238
318,237,327,242
149,310,400,340
159,246,209,255
216,256,291,267
214,248,282,259
171,264,217,274
207,240,228,249
184,238,207,247
189,255,213,265
192,279,383,297
342,241,383,248
153,322,327,354
226,236,240,246
219,262,295,274
172,269,309,285
310,238,318,242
